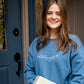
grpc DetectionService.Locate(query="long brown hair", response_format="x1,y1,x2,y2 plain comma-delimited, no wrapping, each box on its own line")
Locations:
36,0,77,54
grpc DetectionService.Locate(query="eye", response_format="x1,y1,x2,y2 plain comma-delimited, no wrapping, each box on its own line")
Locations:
47,12,52,15
56,12,61,15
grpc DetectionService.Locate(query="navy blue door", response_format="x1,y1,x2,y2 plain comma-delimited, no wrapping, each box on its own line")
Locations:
0,0,23,84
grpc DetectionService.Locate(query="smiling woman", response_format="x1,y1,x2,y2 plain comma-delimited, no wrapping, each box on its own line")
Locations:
24,0,84,84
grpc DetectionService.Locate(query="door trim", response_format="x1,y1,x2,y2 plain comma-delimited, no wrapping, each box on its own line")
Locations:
21,0,29,84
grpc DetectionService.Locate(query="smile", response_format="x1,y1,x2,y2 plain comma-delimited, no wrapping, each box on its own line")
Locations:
49,20,58,23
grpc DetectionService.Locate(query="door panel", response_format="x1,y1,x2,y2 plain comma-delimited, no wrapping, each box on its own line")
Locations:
0,0,23,84
75,0,84,45
28,0,36,44
67,0,84,45
0,67,9,84
0,51,9,66
66,0,75,33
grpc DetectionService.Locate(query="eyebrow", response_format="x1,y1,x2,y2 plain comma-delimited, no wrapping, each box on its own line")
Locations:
48,10,60,12
47,10,61,13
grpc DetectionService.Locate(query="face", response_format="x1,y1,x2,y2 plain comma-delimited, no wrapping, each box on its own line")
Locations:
46,3,62,29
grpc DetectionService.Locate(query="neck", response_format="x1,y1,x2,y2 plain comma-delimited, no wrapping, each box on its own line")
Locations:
49,28,58,39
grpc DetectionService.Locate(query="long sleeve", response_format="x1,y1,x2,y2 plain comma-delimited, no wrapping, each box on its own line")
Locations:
69,37,84,84
24,51,36,84
24,38,38,84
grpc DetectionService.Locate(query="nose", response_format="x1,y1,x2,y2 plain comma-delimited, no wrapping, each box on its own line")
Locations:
52,13,56,19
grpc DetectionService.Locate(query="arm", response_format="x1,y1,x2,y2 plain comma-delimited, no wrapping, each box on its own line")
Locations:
24,51,36,84
69,38,84,84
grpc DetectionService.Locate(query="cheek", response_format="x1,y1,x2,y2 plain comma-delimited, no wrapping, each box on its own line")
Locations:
59,16,62,22
58,16,61,21
46,16,49,24
46,16,48,20
46,15,51,20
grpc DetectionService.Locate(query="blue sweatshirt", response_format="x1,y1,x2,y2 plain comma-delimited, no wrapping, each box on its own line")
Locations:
24,34,84,84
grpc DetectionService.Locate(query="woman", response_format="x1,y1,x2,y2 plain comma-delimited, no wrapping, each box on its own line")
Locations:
24,0,84,84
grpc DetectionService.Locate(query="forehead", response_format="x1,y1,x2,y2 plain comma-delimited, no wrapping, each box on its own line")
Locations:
48,3,60,12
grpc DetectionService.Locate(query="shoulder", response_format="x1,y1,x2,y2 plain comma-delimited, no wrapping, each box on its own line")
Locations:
30,37,38,45
28,37,39,53
69,33,83,46
69,34,84,55
69,33,79,40
29,37,39,48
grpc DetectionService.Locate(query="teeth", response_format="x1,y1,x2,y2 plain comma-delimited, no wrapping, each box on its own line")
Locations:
50,21,58,23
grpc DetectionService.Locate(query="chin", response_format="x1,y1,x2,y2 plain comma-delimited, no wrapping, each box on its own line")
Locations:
48,24,62,29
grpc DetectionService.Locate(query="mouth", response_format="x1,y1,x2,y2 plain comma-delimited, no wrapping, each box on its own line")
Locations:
49,20,58,24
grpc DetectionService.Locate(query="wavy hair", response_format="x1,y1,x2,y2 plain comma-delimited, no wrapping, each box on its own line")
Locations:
36,0,77,54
